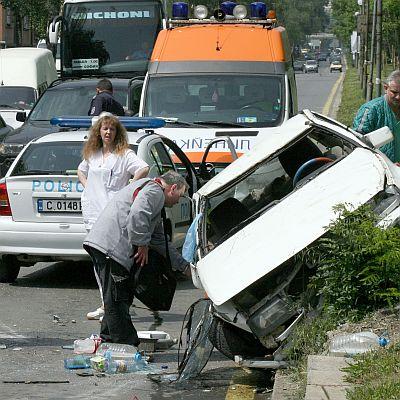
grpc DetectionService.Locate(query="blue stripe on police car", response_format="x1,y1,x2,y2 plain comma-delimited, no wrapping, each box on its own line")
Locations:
32,180,84,192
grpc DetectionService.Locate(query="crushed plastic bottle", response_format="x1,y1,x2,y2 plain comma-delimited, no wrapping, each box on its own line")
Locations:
96,343,138,360
73,338,100,354
105,353,147,374
64,355,91,369
329,331,381,356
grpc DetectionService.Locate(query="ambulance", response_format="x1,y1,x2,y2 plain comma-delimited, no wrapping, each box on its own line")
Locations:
136,1,298,172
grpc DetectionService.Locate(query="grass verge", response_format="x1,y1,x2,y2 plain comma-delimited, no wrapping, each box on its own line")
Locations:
336,65,365,126
344,345,400,400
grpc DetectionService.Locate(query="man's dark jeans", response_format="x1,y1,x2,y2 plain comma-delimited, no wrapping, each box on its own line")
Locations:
84,246,139,346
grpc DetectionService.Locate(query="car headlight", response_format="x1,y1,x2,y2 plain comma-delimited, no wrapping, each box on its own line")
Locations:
0,143,25,156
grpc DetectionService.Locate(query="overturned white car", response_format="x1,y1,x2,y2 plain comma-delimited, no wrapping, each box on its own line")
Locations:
190,110,400,362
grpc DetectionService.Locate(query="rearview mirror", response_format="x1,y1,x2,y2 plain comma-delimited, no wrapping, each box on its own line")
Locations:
16,112,26,122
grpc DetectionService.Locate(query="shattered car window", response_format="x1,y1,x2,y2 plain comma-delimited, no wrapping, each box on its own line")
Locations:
204,128,355,249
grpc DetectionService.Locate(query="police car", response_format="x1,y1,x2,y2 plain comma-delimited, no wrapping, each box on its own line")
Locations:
0,117,200,282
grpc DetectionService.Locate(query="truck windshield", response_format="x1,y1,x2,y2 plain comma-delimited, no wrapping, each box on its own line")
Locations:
0,87,36,110
143,74,284,128
62,0,163,78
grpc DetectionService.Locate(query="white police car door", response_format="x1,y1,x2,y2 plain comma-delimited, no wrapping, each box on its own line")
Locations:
147,138,198,248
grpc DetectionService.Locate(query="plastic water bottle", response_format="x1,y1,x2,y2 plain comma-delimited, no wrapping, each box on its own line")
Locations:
64,355,91,369
96,343,138,360
105,353,147,374
74,337,102,354
329,331,381,356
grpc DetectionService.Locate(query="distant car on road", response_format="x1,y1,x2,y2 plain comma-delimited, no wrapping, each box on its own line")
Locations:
293,60,305,72
303,59,319,73
317,52,328,62
0,118,203,283
330,60,343,73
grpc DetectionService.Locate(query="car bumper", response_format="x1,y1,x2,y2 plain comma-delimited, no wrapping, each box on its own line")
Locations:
0,217,88,260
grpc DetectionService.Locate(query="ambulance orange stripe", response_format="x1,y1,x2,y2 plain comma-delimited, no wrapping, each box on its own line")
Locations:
151,25,288,62
171,151,244,164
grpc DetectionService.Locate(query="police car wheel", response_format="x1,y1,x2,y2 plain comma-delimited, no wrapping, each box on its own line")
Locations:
0,256,20,283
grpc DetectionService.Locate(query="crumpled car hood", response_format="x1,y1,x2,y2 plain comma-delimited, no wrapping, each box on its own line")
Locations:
197,148,386,306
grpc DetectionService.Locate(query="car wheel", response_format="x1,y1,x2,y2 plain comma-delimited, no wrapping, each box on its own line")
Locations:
208,315,269,360
0,256,20,283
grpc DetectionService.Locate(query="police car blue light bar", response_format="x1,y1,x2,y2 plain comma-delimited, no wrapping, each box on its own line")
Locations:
50,116,166,129
250,2,267,19
172,2,189,19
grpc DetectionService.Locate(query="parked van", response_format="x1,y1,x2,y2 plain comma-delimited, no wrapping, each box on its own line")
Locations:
0,48,58,128
37,39,61,76
136,2,297,170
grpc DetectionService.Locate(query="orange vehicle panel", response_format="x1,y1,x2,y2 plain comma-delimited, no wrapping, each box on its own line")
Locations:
151,25,288,63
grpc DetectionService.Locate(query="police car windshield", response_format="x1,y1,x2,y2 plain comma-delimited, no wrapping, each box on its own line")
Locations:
11,142,83,176
143,74,284,128
62,0,162,78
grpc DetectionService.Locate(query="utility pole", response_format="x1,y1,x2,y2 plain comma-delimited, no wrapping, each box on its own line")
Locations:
362,0,370,99
375,0,382,97
358,0,364,79
366,0,376,101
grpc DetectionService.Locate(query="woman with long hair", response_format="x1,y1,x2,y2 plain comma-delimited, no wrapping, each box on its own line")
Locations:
78,113,149,321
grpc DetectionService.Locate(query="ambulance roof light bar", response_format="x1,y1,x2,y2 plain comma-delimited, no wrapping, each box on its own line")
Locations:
169,1,275,27
50,116,166,129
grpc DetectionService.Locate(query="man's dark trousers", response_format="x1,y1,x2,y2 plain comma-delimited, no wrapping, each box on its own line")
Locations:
85,246,140,346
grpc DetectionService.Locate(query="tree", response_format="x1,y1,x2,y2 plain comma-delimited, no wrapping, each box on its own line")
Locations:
0,0,63,44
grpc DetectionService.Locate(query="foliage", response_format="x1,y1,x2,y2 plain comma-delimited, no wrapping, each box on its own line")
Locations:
331,0,358,47
304,204,400,319
344,344,400,400
331,0,400,59
282,309,341,398
0,0,63,43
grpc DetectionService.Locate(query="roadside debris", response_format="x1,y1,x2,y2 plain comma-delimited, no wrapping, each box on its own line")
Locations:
3,380,70,384
149,299,214,384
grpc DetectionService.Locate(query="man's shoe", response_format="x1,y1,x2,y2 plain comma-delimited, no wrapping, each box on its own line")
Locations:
87,307,104,320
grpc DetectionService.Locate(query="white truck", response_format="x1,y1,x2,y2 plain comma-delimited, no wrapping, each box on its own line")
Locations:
0,48,58,128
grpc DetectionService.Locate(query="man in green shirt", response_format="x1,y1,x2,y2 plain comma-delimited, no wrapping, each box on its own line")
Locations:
353,70,400,162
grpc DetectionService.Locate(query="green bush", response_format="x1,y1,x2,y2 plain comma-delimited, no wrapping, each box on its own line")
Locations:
304,204,400,319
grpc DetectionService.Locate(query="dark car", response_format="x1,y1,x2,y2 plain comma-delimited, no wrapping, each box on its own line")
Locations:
317,52,328,61
293,60,305,72
0,78,142,176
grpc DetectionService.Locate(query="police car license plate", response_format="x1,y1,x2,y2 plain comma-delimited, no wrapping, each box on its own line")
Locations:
37,199,82,213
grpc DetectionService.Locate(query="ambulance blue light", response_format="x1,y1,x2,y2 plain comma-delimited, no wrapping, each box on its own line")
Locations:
50,117,166,129
250,2,267,19
220,1,236,15
172,2,189,19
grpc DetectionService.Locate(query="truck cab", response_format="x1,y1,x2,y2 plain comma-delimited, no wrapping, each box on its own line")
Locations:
137,1,297,168
48,0,166,79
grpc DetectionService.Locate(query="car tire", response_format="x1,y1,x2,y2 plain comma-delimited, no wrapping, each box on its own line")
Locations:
208,315,269,360
0,256,20,283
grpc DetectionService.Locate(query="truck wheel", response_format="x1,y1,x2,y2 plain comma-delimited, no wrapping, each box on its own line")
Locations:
0,256,20,283
208,316,269,360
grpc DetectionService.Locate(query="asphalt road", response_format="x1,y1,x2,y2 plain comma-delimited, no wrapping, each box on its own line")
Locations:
296,59,344,114
0,59,344,400
0,262,272,400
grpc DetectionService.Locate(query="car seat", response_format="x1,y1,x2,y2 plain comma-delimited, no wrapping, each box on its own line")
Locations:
208,197,251,243
278,137,324,179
